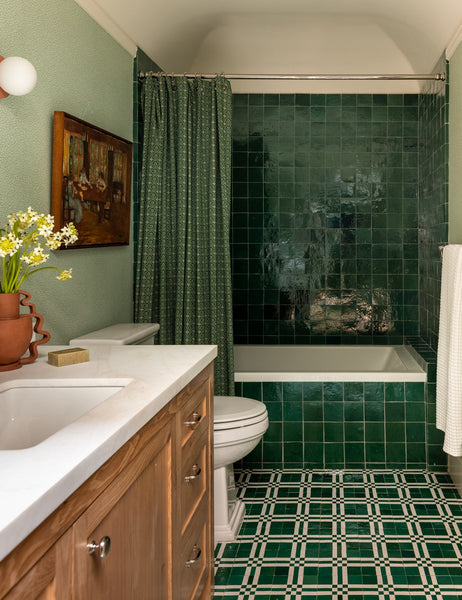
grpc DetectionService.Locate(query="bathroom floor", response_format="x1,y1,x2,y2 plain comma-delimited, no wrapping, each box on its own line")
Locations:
214,469,462,599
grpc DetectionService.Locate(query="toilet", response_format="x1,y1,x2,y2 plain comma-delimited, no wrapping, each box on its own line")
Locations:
69,324,269,543
214,395,268,542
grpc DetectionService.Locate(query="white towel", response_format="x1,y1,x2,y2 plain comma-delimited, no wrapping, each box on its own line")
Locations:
436,245,462,456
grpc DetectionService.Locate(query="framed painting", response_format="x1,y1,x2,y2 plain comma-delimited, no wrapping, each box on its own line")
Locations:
51,111,132,248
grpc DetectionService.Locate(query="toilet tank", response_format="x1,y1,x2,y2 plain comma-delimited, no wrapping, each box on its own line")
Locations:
69,323,160,346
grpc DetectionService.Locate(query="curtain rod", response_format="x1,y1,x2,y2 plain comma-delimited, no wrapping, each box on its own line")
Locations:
138,72,446,81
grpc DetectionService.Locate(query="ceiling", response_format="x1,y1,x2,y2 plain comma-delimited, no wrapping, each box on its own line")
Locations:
76,0,462,92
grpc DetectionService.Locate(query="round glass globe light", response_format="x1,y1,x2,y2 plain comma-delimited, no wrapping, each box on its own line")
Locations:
0,56,37,96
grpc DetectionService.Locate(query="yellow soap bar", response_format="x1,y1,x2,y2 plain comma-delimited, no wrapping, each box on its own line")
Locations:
48,347,90,367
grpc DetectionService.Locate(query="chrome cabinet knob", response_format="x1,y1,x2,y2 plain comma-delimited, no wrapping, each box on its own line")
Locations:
87,536,111,558
184,411,202,428
185,544,202,567
185,463,202,483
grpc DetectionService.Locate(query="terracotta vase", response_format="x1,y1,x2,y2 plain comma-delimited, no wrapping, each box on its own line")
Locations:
0,290,51,371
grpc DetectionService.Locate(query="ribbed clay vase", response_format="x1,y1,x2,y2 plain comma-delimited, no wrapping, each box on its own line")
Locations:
0,291,50,371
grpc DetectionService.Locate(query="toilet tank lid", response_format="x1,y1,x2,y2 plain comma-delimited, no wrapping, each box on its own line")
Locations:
214,395,267,424
69,323,160,345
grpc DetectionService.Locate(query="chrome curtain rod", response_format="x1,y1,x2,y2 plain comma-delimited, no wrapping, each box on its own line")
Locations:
138,72,446,81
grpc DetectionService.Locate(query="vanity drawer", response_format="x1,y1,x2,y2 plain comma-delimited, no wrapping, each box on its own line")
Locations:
180,381,209,447
181,431,207,533
177,500,208,600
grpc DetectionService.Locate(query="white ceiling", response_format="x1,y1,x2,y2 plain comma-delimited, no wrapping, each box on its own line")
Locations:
75,0,462,92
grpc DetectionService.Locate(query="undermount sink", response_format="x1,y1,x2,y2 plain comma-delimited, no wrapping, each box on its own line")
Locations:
0,382,130,450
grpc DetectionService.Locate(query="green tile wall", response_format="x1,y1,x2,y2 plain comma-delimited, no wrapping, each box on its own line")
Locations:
231,93,420,344
235,377,444,471
407,337,446,471
418,57,449,351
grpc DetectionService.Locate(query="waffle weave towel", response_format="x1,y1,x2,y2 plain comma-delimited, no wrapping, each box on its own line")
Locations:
436,245,462,456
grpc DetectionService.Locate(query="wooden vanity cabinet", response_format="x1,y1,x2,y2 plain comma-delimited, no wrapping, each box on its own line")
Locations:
0,364,213,600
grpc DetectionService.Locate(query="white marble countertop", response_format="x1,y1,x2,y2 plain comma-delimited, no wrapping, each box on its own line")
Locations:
0,343,217,561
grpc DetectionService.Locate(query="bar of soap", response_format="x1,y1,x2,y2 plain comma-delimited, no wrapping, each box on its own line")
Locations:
48,347,90,367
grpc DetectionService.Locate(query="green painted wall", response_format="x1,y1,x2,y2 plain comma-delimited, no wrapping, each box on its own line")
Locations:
0,0,133,343
449,41,462,244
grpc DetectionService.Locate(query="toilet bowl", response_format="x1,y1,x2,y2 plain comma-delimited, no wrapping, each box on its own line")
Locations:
214,396,268,543
70,324,268,544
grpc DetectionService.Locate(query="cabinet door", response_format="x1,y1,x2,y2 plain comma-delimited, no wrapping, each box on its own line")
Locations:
73,423,173,600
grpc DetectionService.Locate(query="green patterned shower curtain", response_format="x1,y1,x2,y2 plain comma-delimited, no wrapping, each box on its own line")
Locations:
135,75,234,396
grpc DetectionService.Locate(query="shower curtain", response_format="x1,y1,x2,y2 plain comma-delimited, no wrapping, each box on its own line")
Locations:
135,75,234,396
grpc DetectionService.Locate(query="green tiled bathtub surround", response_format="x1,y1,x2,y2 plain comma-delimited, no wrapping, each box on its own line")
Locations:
232,93,420,345
235,376,445,471
418,56,449,351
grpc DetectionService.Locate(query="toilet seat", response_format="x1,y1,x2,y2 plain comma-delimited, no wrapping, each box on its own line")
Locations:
214,396,268,431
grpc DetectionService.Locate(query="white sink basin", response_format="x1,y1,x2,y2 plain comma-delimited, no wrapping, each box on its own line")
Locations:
0,383,128,450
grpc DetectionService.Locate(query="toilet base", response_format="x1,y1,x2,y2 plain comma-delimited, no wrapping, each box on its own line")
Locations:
214,464,246,543
214,498,245,543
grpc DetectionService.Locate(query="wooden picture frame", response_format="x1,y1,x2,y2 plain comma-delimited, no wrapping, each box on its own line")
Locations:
51,112,132,248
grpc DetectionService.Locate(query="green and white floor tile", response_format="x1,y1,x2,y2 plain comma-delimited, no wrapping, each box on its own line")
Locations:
214,470,462,599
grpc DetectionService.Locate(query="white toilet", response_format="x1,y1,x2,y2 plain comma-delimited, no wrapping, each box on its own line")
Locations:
69,324,269,543
214,395,268,542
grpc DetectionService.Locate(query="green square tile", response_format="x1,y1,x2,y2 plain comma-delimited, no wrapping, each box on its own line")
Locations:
283,400,302,420
385,382,404,401
303,400,323,421
304,421,324,442
366,441,385,462
325,402,344,422
283,382,302,402
283,421,303,441
265,401,282,421
265,422,283,442
242,382,262,401
325,443,344,464
344,382,364,401
345,402,364,421
262,382,282,402
405,402,425,421
325,421,343,442
365,382,384,401
365,421,384,441
386,401,405,421
365,401,384,421
304,442,323,466
386,442,406,463
386,421,405,441
406,422,425,442
345,422,364,441
405,382,425,402
324,382,343,402
345,442,365,463
284,442,303,463
263,441,283,462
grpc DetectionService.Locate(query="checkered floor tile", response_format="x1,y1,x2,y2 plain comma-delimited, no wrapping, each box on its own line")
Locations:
214,470,462,599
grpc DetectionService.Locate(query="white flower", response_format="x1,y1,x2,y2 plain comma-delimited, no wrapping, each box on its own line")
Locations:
56,269,72,281
20,246,49,265
0,233,22,257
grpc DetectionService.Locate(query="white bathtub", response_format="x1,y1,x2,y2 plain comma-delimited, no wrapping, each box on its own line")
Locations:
234,345,427,382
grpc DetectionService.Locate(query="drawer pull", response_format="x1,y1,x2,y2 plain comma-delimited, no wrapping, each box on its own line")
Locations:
184,411,202,428
87,536,111,558
185,463,202,483
185,544,202,567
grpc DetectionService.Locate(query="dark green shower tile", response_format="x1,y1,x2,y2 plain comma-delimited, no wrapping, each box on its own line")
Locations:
325,443,344,465
385,382,404,402
303,382,323,401
324,382,343,402
324,421,343,442
304,421,323,442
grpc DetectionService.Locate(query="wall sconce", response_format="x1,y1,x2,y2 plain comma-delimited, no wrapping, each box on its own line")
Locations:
0,56,37,99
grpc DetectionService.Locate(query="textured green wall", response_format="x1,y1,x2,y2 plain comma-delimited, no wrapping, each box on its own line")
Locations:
0,0,133,343
449,41,462,244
